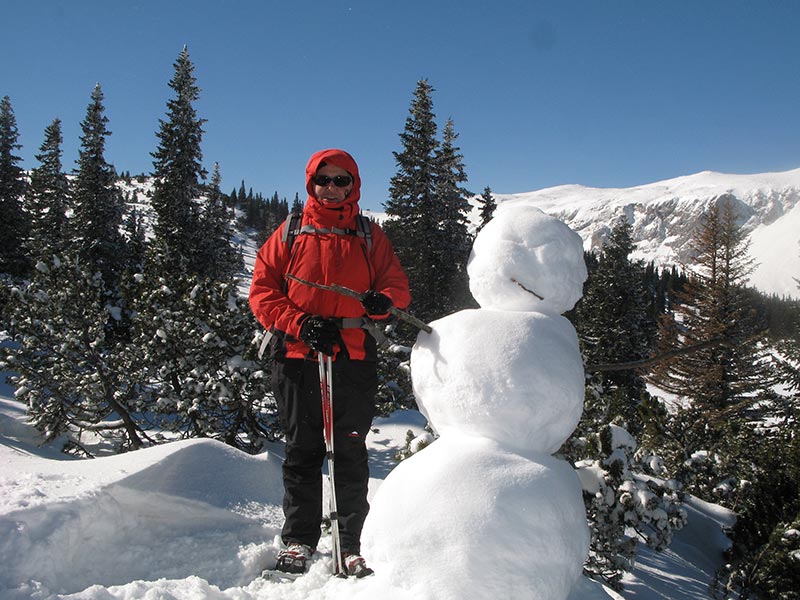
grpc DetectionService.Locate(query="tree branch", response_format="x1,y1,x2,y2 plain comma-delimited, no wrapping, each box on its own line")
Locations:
285,274,433,333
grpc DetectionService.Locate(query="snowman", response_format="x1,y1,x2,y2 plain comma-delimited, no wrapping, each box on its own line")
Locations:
362,205,590,599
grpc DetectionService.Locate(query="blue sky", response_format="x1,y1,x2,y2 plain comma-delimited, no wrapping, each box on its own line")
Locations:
3,1,800,212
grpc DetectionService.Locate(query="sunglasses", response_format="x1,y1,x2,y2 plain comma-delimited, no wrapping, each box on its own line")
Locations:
312,174,353,188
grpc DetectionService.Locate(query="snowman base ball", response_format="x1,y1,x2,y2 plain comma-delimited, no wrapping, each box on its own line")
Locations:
362,433,589,600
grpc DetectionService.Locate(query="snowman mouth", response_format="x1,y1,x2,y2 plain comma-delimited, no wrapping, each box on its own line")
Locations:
511,278,544,301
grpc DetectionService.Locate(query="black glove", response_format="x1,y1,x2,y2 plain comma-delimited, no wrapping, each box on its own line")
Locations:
361,290,393,315
298,315,340,355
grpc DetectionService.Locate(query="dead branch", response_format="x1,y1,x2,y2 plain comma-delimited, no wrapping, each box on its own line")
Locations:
285,274,433,334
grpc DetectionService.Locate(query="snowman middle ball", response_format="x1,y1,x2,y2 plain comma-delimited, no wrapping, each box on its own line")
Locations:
411,308,584,455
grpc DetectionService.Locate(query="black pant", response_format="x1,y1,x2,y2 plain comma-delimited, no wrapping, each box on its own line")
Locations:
271,354,377,554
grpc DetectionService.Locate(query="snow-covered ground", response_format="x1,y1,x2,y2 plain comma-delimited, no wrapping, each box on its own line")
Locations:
0,390,734,600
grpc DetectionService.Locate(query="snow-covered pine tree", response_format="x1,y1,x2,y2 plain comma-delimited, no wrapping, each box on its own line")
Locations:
148,46,207,279
646,196,774,502
127,276,277,451
69,84,127,290
0,95,30,278
128,50,274,449
563,217,687,588
1,255,147,454
569,423,687,590
26,118,70,258
122,205,147,274
2,87,142,454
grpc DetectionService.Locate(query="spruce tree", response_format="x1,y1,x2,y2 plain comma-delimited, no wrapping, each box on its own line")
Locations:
713,286,800,599
432,118,474,313
70,84,126,289
567,423,687,590
26,118,70,257
122,205,147,273
149,46,207,278
575,217,657,436
0,95,30,277
385,79,475,324
384,80,439,324
476,186,497,232
196,162,242,281
291,192,303,214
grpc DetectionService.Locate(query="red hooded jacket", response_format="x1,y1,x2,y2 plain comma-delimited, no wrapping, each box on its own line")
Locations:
249,149,411,361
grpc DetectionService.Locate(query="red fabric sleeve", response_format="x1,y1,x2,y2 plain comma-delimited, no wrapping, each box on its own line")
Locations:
368,223,411,312
248,224,307,339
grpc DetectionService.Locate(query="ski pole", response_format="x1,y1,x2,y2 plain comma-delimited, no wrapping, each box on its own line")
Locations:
318,352,344,576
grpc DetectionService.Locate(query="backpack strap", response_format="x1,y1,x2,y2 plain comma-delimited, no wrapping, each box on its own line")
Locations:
281,211,304,253
283,211,373,252
356,214,373,252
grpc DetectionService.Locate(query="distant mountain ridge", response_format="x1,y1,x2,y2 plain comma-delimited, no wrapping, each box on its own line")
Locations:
114,168,800,300
487,168,800,299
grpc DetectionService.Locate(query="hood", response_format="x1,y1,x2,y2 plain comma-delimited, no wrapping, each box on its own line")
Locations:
304,148,361,225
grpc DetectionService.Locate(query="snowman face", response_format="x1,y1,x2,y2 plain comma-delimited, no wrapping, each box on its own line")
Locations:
467,205,587,315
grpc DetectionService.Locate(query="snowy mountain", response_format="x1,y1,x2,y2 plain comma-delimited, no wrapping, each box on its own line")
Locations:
120,166,800,300
482,168,800,300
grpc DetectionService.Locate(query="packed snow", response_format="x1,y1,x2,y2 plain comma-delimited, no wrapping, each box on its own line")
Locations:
0,205,737,599
0,393,735,600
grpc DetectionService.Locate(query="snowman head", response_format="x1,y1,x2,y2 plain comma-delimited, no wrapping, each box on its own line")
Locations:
467,205,587,314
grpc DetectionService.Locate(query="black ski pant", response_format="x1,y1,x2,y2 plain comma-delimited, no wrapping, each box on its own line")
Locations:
271,354,377,554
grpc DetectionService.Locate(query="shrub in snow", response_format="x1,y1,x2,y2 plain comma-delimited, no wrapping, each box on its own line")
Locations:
127,275,279,452
715,514,800,600
568,423,688,590
713,410,800,599
0,255,145,454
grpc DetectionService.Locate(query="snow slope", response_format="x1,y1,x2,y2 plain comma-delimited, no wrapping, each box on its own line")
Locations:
483,168,800,299
0,393,734,600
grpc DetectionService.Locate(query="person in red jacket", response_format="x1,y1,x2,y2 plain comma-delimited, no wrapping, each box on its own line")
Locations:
249,148,410,577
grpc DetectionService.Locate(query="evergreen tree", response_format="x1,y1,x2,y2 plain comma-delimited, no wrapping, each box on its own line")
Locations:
713,286,800,599
647,196,773,500
26,118,69,257
127,276,278,451
0,95,30,277
196,162,242,281
565,422,687,590
70,84,126,289
291,192,303,214
122,205,147,273
384,80,439,324
149,46,207,278
385,79,473,324
432,118,474,313
1,255,147,454
476,186,496,232
576,217,657,436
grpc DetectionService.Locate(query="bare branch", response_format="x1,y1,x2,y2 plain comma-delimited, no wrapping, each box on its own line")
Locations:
285,274,433,334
